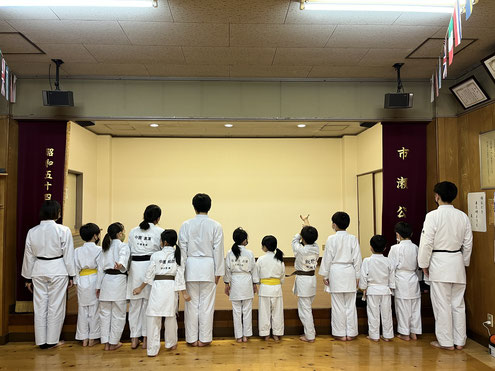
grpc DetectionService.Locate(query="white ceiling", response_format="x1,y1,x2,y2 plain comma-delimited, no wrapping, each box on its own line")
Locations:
0,0,494,80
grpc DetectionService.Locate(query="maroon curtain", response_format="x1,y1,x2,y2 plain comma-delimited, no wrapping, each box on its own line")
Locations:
382,122,427,253
16,121,68,303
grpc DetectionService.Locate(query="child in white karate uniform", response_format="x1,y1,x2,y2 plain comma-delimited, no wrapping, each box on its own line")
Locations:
224,227,257,343
255,235,285,341
291,215,319,343
319,211,361,341
74,223,102,347
359,235,395,342
388,222,422,341
96,222,130,351
133,229,191,357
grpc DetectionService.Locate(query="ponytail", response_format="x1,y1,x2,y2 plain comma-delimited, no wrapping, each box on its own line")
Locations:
275,248,284,263
262,235,282,261
232,227,248,261
140,204,162,230
174,244,181,266
161,229,181,265
103,222,124,252
102,233,111,252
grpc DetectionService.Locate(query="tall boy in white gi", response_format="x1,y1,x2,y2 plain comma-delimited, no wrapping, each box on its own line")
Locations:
418,181,472,350
179,193,224,346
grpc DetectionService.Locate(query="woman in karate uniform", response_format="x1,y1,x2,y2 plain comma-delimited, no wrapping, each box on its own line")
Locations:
127,204,164,349
96,222,130,351
133,229,191,356
224,227,257,343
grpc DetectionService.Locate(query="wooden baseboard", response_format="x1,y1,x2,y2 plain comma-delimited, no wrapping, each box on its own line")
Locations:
0,333,9,345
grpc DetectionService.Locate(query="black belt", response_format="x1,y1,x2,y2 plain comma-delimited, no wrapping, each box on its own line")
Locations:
104,269,126,275
432,249,462,253
285,270,315,277
154,275,174,281
37,255,63,260
131,255,151,261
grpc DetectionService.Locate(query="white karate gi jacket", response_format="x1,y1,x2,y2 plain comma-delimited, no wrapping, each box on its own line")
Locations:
255,251,285,297
224,246,257,301
291,234,319,297
359,254,395,295
319,231,361,293
97,239,130,302
74,242,101,306
418,205,473,284
21,220,76,279
126,223,164,300
388,240,420,299
144,247,186,317
179,215,225,282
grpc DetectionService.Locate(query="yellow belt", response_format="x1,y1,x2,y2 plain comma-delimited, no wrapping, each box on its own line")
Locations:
260,278,281,285
80,269,97,276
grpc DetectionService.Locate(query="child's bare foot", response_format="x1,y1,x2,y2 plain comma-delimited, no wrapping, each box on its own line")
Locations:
104,343,110,351
47,341,65,349
455,345,464,350
334,336,347,341
147,354,156,357
397,334,410,341
168,344,177,350
242,336,248,342
299,335,315,343
430,341,454,350
141,337,147,349
88,339,99,347
263,336,270,341
367,336,379,342
188,341,198,347
82,339,89,347
198,341,210,347
381,336,392,342
236,338,243,343
410,333,418,340
109,342,122,351
131,338,139,349
273,335,280,342
346,336,356,341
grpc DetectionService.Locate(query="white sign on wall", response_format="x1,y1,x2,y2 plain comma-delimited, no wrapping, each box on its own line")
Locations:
468,192,487,232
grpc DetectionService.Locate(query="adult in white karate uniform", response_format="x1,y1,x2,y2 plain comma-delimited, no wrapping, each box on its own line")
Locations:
291,215,319,343
255,235,285,341
74,223,102,346
418,181,472,350
126,204,164,349
319,212,361,341
359,235,395,342
21,200,75,349
224,227,257,342
97,222,130,351
388,222,421,341
133,229,191,356
179,193,224,346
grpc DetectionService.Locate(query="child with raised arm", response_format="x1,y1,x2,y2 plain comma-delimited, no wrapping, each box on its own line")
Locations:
224,227,257,343
133,229,191,357
291,215,319,343
319,211,362,341
359,235,395,342
255,235,285,341
74,223,102,347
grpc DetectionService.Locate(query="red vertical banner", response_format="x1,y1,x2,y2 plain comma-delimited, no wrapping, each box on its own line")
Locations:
382,123,427,253
16,121,69,306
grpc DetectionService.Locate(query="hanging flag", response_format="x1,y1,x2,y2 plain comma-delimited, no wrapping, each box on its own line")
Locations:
453,0,462,46
434,70,439,97
442,39,448,78
5,65,9,101
431,74,434,103
466,0,473,20
438,57,442,89
1,58,5,97
10,75,16,103
448,17,454,65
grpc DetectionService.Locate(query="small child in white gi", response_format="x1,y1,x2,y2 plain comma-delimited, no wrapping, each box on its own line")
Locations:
255,235,285,341
133,229,191,356
291,215,319,343
319,211,362,341
74,223,102,347
359,235,395,342
224,227,257,343
96,222,130,351
388,222,422,341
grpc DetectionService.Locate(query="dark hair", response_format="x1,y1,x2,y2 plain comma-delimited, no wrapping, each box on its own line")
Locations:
395,222,412,239
139,204,162,230
370,235,387,253
262,235,283,262
102,222,124,252
301,226,318,245
192,193,211,213
332,211,350,230
39,200,61,221
434,181,457,203
161,229,181,266
232,227,248,260
80,223,100,242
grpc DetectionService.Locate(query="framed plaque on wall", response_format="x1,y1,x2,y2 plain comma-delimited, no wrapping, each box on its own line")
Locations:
480,129,495,189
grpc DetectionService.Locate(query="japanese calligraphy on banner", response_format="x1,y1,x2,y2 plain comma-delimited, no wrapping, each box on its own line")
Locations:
16,121,69,303
480,129,495,189
467,192,487,232
382,123,427,253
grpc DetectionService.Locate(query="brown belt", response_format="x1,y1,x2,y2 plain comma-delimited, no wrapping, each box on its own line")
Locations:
154,275,174,280
285,270,315,277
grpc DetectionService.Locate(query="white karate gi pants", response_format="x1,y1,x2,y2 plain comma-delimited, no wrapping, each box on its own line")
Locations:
185,282,216,343
395,297,422,336
258,296,284,337
76,303,100,340
231,299,253,339
430,282,466,347
366,295,393,340
146,316,178,356
330,292,358,337
298,296,316,340
32,275,68,346
99,300,126,345
129,298,148,338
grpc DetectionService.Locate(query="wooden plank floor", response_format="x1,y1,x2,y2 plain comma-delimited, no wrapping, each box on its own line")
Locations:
0,334,494,370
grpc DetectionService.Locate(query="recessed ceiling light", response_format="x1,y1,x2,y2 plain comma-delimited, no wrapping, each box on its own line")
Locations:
224,124,233,128
149,123,159,128
297,124,307,128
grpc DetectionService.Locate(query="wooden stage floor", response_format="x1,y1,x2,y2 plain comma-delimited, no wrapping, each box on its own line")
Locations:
1,334,494,371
